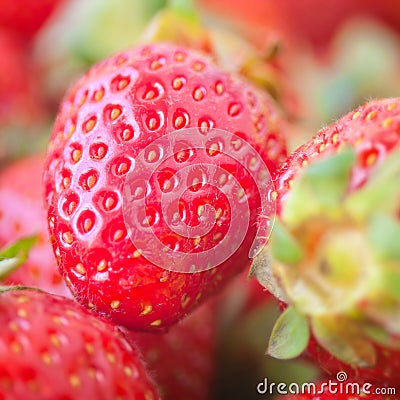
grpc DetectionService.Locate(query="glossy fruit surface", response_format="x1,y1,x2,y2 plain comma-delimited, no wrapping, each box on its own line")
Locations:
43,42,287,331
0,288,161,400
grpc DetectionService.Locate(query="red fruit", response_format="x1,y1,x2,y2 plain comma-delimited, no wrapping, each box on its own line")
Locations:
275,378,397,399
0,0,63,40
0,29,44,132
0,155,70,297
129,302,217,400
307,337,400,385
200,0,360,51
201,0,400,54
0,288,161,399
252,98,400,383
43,43,287,331
275,98,399,204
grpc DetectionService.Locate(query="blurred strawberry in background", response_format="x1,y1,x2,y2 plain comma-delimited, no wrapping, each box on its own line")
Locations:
0,0,64,42
130,302,217,400
0,154,70,297
199,0,400,53
200,0,400,143
0,29,48,161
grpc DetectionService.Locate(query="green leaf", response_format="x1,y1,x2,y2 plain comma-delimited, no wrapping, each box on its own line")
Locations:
270,219,304,264
368,213,400,261
363,302,400,335
168,0,197,20
311,315,376,367
283,147,355,227
364,323,400,349
267,306,310,359
0,236,37,279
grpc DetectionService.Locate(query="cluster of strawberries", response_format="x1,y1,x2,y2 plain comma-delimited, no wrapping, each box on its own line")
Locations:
0,1,399,399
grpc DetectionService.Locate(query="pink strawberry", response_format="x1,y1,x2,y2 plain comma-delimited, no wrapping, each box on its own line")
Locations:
0,287,161,399
43,42,287,331
0,154,70,297
252,98,400,383
129,302,217,400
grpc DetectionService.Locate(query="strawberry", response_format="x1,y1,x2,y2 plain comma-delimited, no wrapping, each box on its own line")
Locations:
251,98,400,383
306,337,400,385
0,287,161,399
201,0,400,54
274,377,397,399
43,42,287,331
0,29,44,135
0,155,70,297
128,302,217,400
0,0,63,41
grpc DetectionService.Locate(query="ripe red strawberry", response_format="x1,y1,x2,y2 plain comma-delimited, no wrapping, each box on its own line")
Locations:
43,42,287,331
128,302,217,400
306,337,400,385
252,98,400,383
274,378,397,399
0,287,161,399
0,155,70,297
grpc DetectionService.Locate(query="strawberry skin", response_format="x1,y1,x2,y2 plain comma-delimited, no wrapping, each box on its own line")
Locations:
0,288,161,400
0,155,70,297
252,98,400,383
306,337,400,386
129,302,217,400
275,98,400,202
43,42,287,331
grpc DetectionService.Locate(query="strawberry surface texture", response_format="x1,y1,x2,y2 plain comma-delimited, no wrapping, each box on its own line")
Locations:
43,42,287,331
0,288,161,400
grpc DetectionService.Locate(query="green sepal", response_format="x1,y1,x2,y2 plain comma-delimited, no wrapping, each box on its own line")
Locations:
376,265,400,300
267,306,310,359
311,315,376,367
363,301,400,335
0,236,37,279
345,148,400,222
168,0,197,21
140,1,208,50
368,213,400,261
364,323,400,349
270,219,304,264
249,247,289,302
282,147,356,227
